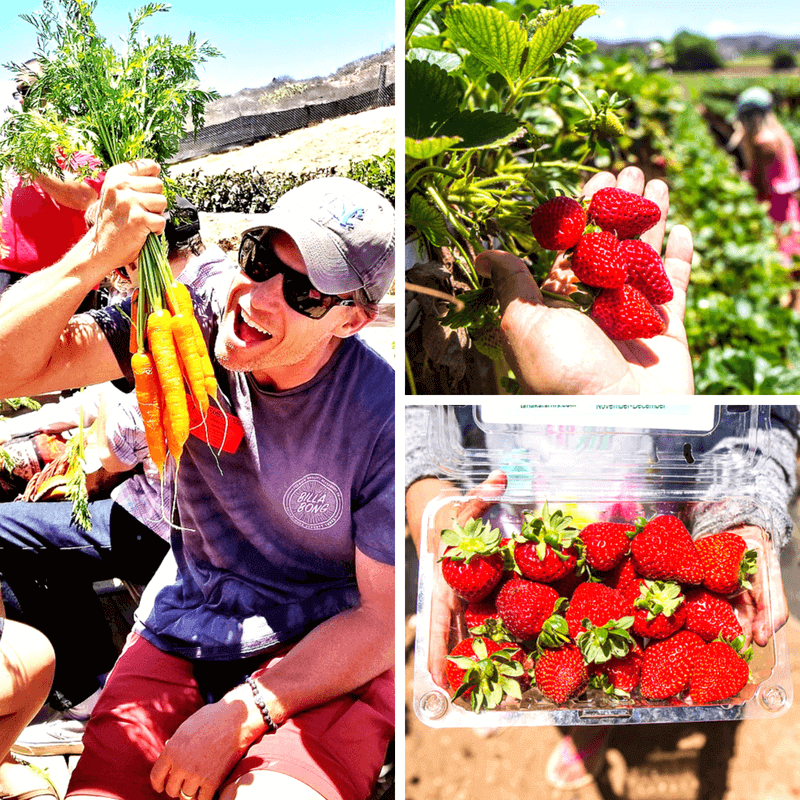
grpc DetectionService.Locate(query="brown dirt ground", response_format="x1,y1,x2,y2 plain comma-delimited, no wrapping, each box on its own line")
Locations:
169,105,395,179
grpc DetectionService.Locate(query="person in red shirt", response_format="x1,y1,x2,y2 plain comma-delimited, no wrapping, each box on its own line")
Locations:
0,60,104,294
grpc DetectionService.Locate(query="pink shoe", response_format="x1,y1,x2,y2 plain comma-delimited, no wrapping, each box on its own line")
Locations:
545,730,608,790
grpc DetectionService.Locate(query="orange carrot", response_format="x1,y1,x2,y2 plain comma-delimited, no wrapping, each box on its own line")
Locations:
131,350,168,476
171,311,208,414
146,309,189,465
170,282,218,401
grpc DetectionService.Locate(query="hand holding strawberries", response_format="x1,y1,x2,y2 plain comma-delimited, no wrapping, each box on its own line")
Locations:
475,166,694,395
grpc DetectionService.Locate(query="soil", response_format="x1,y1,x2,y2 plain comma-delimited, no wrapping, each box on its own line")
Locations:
170,105,395,255
170,105,395,179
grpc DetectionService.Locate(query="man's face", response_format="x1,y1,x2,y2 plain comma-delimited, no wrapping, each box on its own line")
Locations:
215,230,369,390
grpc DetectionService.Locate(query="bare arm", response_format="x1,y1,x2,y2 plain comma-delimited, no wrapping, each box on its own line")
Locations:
149,548,394,800
0,160,167,398
34,172,98,211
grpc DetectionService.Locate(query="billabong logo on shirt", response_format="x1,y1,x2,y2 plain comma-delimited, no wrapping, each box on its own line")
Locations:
283,474,344,530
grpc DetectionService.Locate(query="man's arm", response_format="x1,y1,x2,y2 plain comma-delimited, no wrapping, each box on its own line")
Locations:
149,548,394,800
0,160,167,398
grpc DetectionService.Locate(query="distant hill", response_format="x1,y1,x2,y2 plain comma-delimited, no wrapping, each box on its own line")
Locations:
595,34,800,63
202,47,395,127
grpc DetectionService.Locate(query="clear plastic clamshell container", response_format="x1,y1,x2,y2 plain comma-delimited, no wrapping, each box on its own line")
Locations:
412,403,793,727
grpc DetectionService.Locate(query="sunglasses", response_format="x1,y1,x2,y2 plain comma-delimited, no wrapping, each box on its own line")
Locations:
238,230,355,319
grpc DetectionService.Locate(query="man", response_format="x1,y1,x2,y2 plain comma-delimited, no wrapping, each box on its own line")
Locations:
2,198,231,755
0,160,395,800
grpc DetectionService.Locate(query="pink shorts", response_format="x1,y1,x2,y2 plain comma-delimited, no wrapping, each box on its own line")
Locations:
66,634,394,800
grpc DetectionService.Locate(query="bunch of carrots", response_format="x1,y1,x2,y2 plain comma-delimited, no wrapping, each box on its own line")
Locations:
130,234,217,475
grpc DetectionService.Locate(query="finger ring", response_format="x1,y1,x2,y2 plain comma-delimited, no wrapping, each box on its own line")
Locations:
179,791,194,800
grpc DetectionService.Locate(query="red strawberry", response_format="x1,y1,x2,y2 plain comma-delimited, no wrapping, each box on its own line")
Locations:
565,582,635,663
495,578,563,641
640,630,706,700
695,531,758,595
689,639,751,704
619,239,673,305
534,645,589,704
683,589,743,642
581,522,635,571
440,517,504,602
445,636,530,711
512,504,580,583
606,555,640,595
464,595,501,631
591,284,667,340
571,231,627,288
624,578,687,640
630,515,703,584
529,196,587,251
589,640,644,697
588,187,661,239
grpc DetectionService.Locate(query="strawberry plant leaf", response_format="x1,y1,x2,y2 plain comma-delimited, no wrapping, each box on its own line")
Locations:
444,3,528,87
407,48,461,72
406,0,444,41
406,135,463,162
406,59,462,139
522,5,600,79
408,194,451,247
439,109,525,151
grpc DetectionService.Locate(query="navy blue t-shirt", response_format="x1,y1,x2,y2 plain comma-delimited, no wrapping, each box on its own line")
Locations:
91,271,394,659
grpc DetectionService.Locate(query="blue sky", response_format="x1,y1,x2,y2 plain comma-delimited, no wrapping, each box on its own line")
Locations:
583,0,800,42
0,0,395,100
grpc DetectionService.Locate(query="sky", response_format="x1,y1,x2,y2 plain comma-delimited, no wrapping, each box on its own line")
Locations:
583,0,800,42
0,0,395,103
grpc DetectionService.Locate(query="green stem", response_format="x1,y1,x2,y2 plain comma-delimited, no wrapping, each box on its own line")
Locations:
406,166,461,193
405,353,417,395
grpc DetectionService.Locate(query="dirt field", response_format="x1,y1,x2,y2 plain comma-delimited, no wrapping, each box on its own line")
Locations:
170,105,395,178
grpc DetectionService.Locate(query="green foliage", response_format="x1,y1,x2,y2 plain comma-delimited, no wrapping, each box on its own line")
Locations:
405,0,605,284
670,30,724,72
0,0,221,178
663,103,800,393
771,48,797,71
173,151,395,212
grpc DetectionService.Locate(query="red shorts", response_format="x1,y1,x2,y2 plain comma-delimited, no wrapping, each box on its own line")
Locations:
66,634,394,800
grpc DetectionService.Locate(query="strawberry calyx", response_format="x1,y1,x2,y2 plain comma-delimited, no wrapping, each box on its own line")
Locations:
589,672,632,700
515,502,580,561
738,548,759,591
467,616,514,643
439,517,502,564
448,638,527,711
535,603,570,651
634,580,684,621
575,616,635,664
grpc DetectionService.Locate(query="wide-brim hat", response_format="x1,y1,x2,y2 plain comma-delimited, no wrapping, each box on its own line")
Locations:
241,177,395,303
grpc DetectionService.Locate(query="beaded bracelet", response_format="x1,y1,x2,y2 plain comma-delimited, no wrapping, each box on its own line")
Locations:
245,675,278,733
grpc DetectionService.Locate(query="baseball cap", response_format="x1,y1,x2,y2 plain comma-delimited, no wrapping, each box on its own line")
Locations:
736,87,774,115
241,177,395,303
165,196,201,249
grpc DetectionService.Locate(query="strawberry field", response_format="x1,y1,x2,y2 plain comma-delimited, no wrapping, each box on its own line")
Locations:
405,0,800,394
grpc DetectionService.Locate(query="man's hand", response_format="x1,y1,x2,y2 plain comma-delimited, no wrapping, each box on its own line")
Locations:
150,688,264,800
475,166,694,395
92,159,167,269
